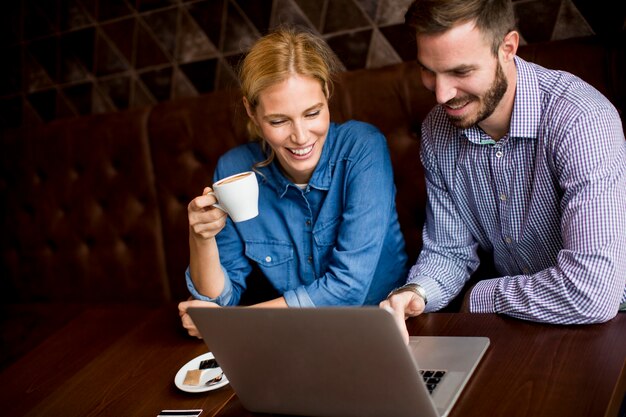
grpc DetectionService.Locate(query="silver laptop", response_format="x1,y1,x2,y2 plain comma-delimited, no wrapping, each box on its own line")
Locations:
187,307,489,417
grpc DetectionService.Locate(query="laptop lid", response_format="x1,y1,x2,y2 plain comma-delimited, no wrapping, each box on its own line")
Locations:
187,307,488,417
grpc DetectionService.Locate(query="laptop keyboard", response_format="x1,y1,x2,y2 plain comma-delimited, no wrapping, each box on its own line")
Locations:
419,369,447,394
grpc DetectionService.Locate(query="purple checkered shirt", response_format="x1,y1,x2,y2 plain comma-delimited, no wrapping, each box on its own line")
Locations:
407,56,626,323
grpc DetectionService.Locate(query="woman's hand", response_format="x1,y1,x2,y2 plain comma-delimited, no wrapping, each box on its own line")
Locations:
188,187,228,241
178,298,221,338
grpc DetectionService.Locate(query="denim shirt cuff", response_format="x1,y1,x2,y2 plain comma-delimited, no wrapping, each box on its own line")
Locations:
406,275,444,313
185,266,233,306
283,287,315,307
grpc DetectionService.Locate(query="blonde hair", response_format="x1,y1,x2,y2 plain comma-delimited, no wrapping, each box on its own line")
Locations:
238,27,340,167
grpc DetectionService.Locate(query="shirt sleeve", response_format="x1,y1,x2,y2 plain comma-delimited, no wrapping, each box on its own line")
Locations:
185,265,234,305
470,107,626,323
406,116,481,312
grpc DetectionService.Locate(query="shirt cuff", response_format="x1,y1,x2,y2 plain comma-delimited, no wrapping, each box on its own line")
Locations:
470,278,498,313
405,274,444,313
283,286,315,307
185,266,233,306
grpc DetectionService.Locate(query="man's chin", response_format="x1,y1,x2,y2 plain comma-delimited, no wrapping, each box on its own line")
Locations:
447,115,475,129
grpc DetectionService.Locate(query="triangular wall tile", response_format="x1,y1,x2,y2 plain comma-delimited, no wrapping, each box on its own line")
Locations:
235,0,273,33
136,0,178,13
271,0,317,31
60,28,95,74
186,0,227,50
23,1,57,40
323,0,370,33
135,19,170,68
139,66,173,102
215,58,240,91
100,18,135,67
27,89,58,122
177,9,218,63
367,28,401,69
514,0,562,43
55,91,78,118
62,82,93,115
376,0,413,25
552,0,594,40
326,29,373,70
171,67,198,99
379,23,415,62
91,84,115,114
131,78,156,108
60,0,94,31
94,31,130,76
98,76,132,110
27,37,59,83
143,8,180,59
24,51,55,92
354,0,379,21
22,97,46,125
97,0,134,22
293,0,325,30
179,58,218,93
223,1,259,54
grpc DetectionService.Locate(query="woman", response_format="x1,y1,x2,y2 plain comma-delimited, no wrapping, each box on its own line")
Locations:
179,28,407,337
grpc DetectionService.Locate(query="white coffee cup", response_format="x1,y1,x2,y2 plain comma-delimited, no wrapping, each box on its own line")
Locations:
208,171,259,223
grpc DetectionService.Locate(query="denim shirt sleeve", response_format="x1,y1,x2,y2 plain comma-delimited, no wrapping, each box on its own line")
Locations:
185,265,234,305
283,287,315,307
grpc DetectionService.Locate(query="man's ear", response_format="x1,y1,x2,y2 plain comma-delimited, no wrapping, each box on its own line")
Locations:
500,30,519,63
242,97,257,122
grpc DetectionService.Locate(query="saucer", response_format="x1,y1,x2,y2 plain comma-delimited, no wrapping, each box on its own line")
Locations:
174,352,229,393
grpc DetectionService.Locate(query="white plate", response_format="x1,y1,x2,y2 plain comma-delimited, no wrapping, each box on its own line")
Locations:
174,351,229,393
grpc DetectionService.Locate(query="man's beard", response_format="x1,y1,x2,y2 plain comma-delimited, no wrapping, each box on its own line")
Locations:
446,61,508,130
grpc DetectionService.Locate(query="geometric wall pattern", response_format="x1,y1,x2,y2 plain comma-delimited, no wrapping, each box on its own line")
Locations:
0,0,621,129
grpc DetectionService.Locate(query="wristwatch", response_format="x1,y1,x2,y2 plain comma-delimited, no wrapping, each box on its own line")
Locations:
387,283,428,305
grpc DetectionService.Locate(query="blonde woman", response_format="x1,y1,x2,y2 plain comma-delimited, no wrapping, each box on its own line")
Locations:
179,28,407,337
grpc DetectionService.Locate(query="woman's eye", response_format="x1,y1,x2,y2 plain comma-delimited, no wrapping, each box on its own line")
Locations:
305,110,320,118
269,120,286,126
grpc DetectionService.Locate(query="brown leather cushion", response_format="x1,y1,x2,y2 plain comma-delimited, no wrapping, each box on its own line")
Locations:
0,108,170,303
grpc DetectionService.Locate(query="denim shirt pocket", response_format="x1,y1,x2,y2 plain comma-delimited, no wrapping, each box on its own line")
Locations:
312,217,341,262
245,240,295,293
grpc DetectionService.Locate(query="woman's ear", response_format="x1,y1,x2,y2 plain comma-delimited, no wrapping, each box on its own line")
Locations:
500,30,519,63
242,97,257,123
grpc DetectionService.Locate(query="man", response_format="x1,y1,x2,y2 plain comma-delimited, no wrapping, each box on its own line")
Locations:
381,0,626,342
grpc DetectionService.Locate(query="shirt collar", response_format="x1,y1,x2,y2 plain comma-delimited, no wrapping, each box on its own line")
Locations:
461,55,540,145
260,123,335,198
509,55,541,139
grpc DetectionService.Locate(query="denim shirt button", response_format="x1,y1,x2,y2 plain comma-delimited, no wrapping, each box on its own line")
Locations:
307,255,313,263
305,219,311,226
265,256,272,263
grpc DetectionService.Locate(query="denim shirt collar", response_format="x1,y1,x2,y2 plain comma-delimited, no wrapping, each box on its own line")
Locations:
259,123,336,198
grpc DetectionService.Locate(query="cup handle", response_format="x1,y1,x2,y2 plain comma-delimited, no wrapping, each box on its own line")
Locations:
206,191,227,213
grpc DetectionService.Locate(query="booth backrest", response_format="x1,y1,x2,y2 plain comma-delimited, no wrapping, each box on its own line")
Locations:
1,36,624,304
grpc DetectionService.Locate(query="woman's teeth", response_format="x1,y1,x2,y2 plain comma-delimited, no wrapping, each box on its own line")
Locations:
290,145,313,156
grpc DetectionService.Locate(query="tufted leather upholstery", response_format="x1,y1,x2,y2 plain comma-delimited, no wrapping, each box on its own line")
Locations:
1,108,170,303
1,35,624,311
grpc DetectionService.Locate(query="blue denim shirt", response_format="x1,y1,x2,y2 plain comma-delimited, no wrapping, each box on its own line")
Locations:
186,120,408,306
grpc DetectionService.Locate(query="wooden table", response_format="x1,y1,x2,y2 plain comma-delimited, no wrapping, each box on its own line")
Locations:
0,305,624,417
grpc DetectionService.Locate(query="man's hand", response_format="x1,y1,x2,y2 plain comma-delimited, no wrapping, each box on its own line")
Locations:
379,291,426,344
178,299,220,338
